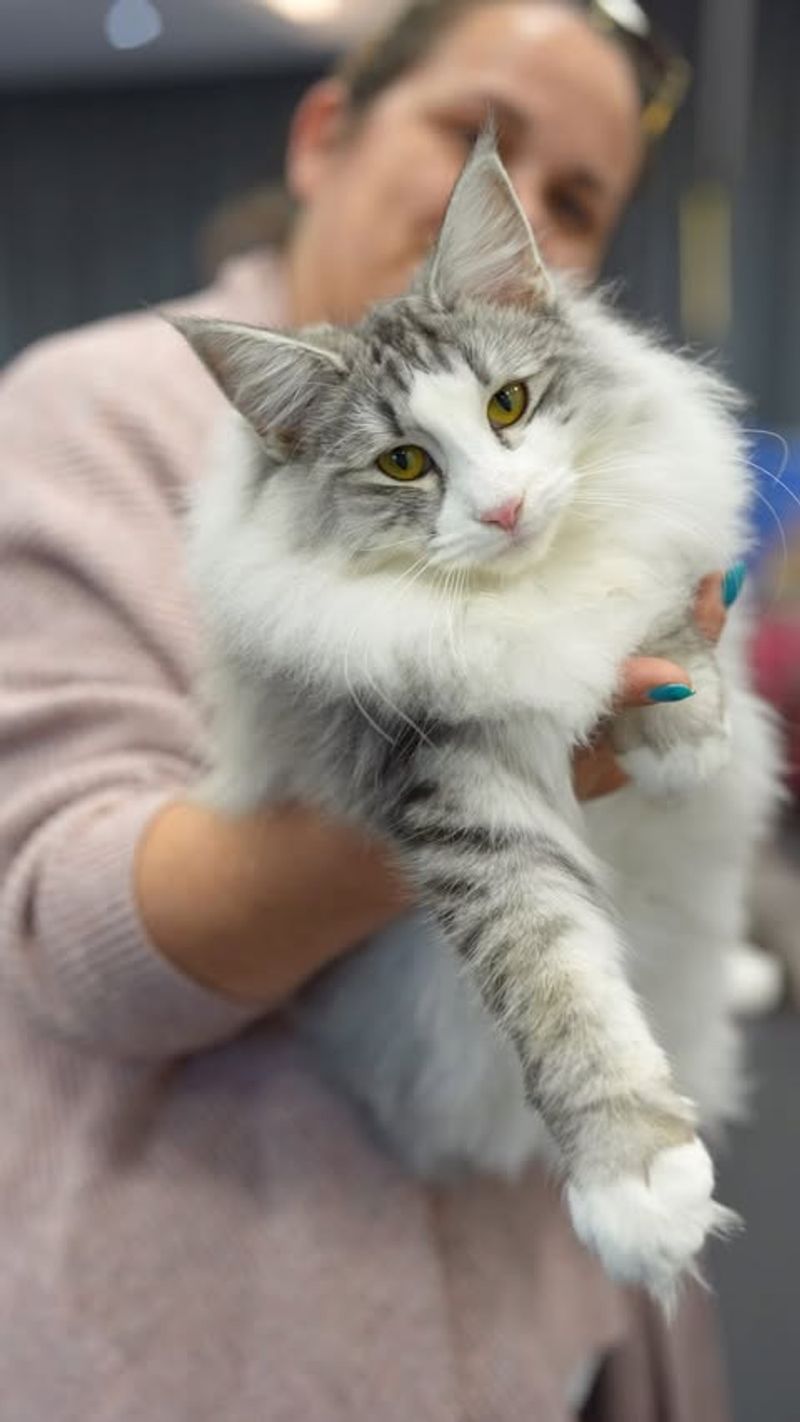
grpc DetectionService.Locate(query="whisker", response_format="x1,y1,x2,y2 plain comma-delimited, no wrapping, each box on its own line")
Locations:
358,560,443,749
380,553,435,598
347,537,424,570
342,633,398,747
442,567,457,667
742,429,791,482
744,452,800,607
341,553,435,742
359,656,435,748
439,565,468,684
747,457,800,522
573,491,709,546
454,566,472,681
426,570,442,688
750,486,789,607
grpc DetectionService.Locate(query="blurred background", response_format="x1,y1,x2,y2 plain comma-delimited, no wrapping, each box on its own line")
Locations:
2,0,799,427
1,3,798,1417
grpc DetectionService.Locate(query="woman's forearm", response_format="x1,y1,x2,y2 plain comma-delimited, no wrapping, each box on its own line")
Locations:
135,798,411,1008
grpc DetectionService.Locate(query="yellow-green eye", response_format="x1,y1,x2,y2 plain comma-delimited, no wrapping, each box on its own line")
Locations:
376,445,432,481
488,382,529,430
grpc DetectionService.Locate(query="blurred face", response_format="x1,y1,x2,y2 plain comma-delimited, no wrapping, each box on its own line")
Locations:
287,2,644,327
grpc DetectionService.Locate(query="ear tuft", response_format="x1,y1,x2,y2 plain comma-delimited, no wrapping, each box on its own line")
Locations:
426,131,554,313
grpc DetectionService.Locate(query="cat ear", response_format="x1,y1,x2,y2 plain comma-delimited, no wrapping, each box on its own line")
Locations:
426,130,554,312
169,315,349,447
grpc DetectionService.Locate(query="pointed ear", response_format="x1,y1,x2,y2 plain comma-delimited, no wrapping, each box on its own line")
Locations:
426,130,554,312
168,315,348,448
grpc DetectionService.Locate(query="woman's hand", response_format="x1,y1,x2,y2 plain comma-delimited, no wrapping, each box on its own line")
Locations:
574,571,738,802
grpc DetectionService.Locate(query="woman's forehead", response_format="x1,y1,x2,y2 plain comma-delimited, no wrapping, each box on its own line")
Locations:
397,4,643,200
412,2,639,105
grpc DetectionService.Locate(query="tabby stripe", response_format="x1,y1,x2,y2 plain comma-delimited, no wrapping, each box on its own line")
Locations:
425,873,481,903
401,821,520,853
393,780,440,814
377,398,405,441
528,835,602,903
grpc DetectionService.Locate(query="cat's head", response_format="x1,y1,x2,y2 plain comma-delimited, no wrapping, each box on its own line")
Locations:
176,133,616,581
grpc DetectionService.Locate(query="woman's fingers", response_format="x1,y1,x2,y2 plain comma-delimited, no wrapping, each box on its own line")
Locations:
617,657,695,708
575,564,745,800
617,564,742,708
693,571,727,642
695,562,747,639
573,737,630,801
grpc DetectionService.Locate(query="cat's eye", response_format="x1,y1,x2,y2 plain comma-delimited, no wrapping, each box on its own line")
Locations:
487,382,529,430
376,445,433,482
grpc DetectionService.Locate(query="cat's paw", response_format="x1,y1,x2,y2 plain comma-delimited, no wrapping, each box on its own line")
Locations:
566,1139,739,1305
618,722,732,797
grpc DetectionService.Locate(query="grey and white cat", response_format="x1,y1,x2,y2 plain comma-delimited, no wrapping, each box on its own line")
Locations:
175,135,780,1301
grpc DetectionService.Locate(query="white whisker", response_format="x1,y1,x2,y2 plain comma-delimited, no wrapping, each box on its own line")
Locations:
742,428,791,482
747,457,800,522
342,548,454,750
340,553,435,742
573,490,708,546
750,485,789,606
439,565,468,684
361,662,435,748
342,632,398,747
454,567,472,681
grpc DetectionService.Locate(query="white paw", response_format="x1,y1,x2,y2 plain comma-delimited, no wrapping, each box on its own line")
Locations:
619,725,732,797
566,1140,738,1304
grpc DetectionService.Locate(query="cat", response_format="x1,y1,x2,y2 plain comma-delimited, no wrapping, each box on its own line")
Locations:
173,133,781,1302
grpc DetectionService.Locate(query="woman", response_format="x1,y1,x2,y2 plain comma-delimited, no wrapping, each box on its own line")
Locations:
0,3,738,1418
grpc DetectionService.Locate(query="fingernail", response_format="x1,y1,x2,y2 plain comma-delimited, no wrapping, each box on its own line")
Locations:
647,683,696,704
722,561,747,609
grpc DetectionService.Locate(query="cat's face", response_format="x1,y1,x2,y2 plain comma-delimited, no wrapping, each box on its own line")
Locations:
177,135,611,581
283,295,592,578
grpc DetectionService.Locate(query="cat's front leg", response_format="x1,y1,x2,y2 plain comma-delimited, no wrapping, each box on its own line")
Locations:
611,621,731,796
387,741,734,1300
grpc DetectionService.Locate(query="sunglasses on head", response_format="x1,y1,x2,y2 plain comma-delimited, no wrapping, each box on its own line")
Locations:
585,0,691,140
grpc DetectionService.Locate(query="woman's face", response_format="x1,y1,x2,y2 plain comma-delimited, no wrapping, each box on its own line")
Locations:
287,2,644,326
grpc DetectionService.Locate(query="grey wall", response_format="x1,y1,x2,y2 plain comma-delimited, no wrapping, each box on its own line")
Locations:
1,1,798,425
0,68,316,362
607,0,800,429
732,0,800,430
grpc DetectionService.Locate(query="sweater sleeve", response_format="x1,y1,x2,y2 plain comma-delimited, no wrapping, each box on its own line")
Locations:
0,322,265,1060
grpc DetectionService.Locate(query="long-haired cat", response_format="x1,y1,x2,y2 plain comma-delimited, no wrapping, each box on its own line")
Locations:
173,135,780,1301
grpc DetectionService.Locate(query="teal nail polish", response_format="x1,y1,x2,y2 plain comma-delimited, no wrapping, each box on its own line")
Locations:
647,683,696,704
722,561,747,609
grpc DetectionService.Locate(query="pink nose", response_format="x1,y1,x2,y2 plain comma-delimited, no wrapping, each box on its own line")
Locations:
479,496,524,532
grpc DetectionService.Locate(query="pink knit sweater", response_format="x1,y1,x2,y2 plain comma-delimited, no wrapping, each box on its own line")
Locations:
0,251,729,1421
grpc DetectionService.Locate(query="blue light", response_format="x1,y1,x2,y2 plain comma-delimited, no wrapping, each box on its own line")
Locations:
104,0,164,51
